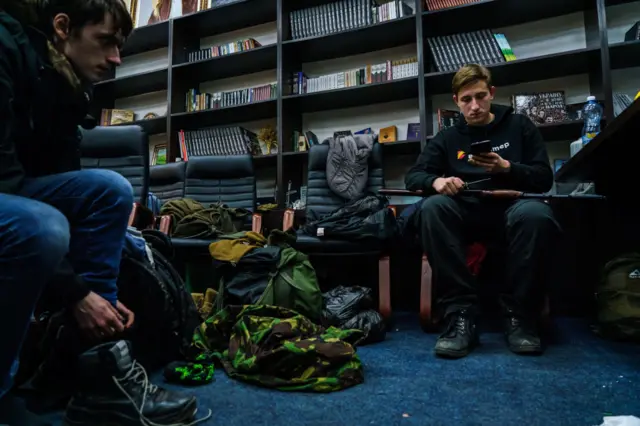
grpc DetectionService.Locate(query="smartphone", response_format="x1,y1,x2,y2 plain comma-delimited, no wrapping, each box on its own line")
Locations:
470,140,492,155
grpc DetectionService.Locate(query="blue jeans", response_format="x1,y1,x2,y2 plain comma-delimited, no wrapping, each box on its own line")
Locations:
0,169,133,398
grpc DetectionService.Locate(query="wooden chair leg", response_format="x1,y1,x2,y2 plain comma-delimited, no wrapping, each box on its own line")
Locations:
419,254,438,332
378,255,391,321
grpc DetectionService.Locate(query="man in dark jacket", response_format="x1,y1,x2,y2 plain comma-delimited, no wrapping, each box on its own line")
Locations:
405,64,559,359
0,1,199,425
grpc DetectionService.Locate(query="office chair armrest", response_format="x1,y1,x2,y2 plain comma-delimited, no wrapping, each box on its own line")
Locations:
252,213,263,234
128,202,155,229
154,215,172,235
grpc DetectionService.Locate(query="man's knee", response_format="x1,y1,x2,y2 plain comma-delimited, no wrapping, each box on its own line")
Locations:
506,200,557,230
420,194,460,222
80,169,134,209
2,199,70,269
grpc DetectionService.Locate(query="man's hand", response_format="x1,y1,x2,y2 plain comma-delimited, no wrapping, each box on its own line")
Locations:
73,292,131,340
468,152,511,173
115,300,135,329
432,176,465,196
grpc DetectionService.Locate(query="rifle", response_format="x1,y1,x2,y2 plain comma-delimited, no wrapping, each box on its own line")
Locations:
378,188,606,200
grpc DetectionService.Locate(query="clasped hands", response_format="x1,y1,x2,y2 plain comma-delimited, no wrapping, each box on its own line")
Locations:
432,152,511,196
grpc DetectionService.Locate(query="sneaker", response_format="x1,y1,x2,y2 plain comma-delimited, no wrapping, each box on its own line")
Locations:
504,315,543,355
434,310,479,358
63,341,210,426
0,394,51,426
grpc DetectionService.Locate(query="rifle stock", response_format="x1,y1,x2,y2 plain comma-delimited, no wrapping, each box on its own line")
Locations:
379,188,606,200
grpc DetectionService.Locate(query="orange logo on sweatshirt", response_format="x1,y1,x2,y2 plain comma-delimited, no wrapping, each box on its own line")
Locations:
457,150,466,160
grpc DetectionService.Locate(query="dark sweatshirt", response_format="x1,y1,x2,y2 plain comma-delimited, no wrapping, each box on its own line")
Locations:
405,104,554,194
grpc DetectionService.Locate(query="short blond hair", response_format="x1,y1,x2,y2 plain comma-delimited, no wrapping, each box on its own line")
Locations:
452,64,492,96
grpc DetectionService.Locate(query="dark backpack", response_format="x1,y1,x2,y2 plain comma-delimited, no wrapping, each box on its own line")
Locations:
117,230,202,369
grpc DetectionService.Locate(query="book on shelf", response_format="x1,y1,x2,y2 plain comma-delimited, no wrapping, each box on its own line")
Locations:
406,122,420,140
177,125,261,161
289,0,413,40
512,91,568,124
187,38,262,62
291,130,320,152
612,93,634,117
185,83,277,112
289,58,417,95
425,0,482,12
625,21,639,42
438,109,460,130
426,30,516,73
151,144,167,166
100,108,135,126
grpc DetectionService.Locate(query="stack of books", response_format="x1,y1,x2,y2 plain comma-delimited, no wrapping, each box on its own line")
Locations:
289,0,413,40
425,0,483,12
289,57,418,94
427,30,516,72
187,38,261,62
185,83,277,112
177,125,261,161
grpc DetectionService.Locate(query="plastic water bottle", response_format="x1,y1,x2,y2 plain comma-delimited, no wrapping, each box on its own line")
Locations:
581,95,603,145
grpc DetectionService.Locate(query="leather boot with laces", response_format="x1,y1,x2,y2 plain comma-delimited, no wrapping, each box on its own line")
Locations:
434,310,479,358
504,314,543,354
63,340,210,426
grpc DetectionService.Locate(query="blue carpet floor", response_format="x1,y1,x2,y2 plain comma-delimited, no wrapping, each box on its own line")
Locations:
45,316,639,426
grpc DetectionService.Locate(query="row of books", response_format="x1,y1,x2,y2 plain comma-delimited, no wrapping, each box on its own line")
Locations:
425,0,482,11
186,38,261,63
289,58,418,95
177,126,261,161
185,83,277,112
427,30,515,73
289,0,412,40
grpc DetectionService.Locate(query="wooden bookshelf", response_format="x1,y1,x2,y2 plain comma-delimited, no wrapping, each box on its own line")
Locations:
94,0,638,207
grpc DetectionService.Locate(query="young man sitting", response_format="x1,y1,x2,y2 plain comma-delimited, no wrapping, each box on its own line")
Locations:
405,64,560,359
0,1,199,425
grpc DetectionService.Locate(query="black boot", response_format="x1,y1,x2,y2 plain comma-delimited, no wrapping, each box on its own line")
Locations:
0,394,51,426
434,310,479,358
63,340,201,426
504,314,543,355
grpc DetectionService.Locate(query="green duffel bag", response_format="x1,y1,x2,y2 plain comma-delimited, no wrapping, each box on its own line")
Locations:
594,253,640,341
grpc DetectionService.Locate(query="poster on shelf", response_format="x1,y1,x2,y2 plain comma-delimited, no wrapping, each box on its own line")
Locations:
176,0,199,16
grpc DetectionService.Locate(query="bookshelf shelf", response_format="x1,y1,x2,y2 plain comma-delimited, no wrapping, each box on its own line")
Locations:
100,0,639,206
172,0,277,37
422,0,589,37
95,68,168,99
121,21,169,57
172,44,278,83
283,77,419,113
172,99,277,129
282,16,416,63
424,47,600,94
609,40,640,70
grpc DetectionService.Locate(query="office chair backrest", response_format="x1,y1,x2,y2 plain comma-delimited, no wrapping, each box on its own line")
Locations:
80,125,149,204
306,141,385,218
184,155,257,211
149,162,187,204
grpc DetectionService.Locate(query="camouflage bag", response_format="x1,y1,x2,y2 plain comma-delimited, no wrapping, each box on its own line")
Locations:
594,253,640,341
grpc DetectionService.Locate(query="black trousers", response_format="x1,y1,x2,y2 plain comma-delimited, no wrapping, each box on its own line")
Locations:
415,195,560,318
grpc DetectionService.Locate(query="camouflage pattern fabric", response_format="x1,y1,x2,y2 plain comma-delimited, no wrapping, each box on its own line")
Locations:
159,199,250,239
185,304,365,392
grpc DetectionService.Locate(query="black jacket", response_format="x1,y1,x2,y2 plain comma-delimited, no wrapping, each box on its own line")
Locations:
0,9,91,305
0,10,90,195
405,104,554,195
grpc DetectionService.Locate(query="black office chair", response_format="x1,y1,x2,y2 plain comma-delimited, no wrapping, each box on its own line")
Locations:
161,154,262,250
285,142,392,320
149,162,187,204
80,125,151,227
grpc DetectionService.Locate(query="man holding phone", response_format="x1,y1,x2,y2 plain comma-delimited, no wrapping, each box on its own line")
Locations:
405,64,559,358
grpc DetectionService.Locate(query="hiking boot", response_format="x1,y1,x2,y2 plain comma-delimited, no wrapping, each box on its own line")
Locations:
0,394,51,426
504,314,543,355
63,340,200,426
434,310,479,358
